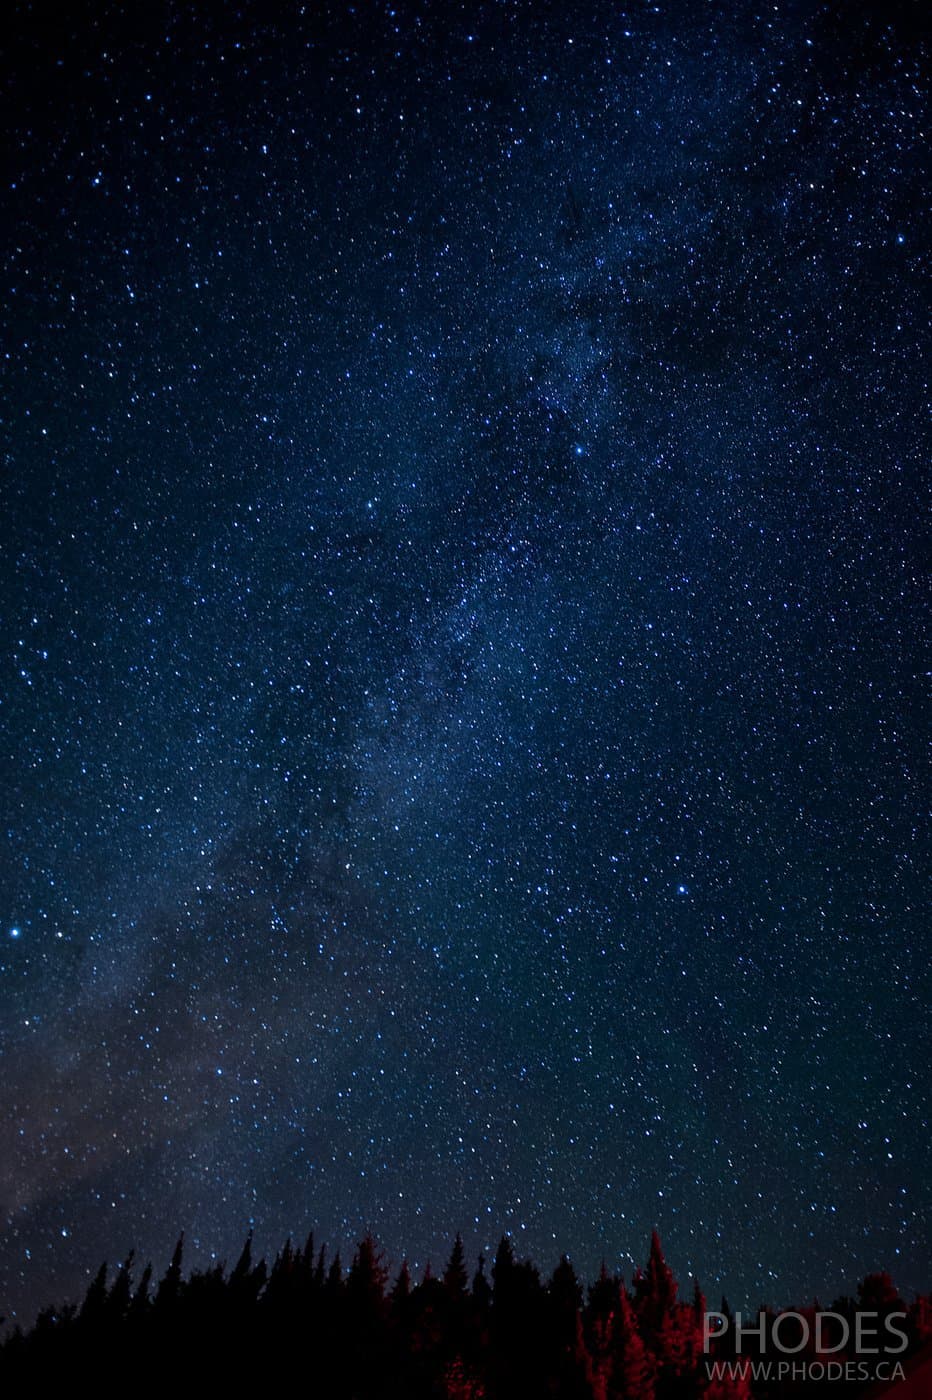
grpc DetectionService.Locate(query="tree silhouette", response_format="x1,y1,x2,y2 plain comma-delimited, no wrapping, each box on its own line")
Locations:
472,1253,492,1315
154,1234,184,1315
444,1234,469,1299
636,1231,677,1334
610,1281,655,1400
391,1258,412,1306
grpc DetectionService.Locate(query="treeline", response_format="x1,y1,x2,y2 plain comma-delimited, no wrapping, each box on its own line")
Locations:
1,1227,928,1396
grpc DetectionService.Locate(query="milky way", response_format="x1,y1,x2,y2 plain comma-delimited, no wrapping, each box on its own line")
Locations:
1,1,927,1323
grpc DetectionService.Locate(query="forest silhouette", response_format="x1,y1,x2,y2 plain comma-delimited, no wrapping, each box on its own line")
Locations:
1,1227,928,1395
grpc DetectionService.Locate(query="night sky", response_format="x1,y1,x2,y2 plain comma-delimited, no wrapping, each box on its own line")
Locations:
1,1,927,1325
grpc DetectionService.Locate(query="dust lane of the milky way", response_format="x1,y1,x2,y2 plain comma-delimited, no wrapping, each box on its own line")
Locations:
0,0,927,1324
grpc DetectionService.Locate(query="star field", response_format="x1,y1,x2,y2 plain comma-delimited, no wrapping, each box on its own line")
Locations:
0,1,928,1323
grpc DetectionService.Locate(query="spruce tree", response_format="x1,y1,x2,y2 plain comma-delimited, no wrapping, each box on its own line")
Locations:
610,1282,654,1400
155,1234,184,1313
444,1234,469,1298
637,1232,677,1334
491,1236,515,1307
391,1258,412,1306
472,1253,492,1314
78,1261,109,1326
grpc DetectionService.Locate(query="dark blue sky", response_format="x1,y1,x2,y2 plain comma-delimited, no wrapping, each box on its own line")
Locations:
1,0,927,1324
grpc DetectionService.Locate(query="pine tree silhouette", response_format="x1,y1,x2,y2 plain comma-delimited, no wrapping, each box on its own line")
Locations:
548,1257,591,1400
586,1262,621,1397
637,1230,677,1332
391,1258,412,1306
130,1262,152,1321
348,1234,388,1311
78,1261,109,1326
491,1235,515,1313
444,1234,469,1298
155,1234,184,1315
108,1252,134,1321
472,1253,492,1315
326,1250,343,1295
